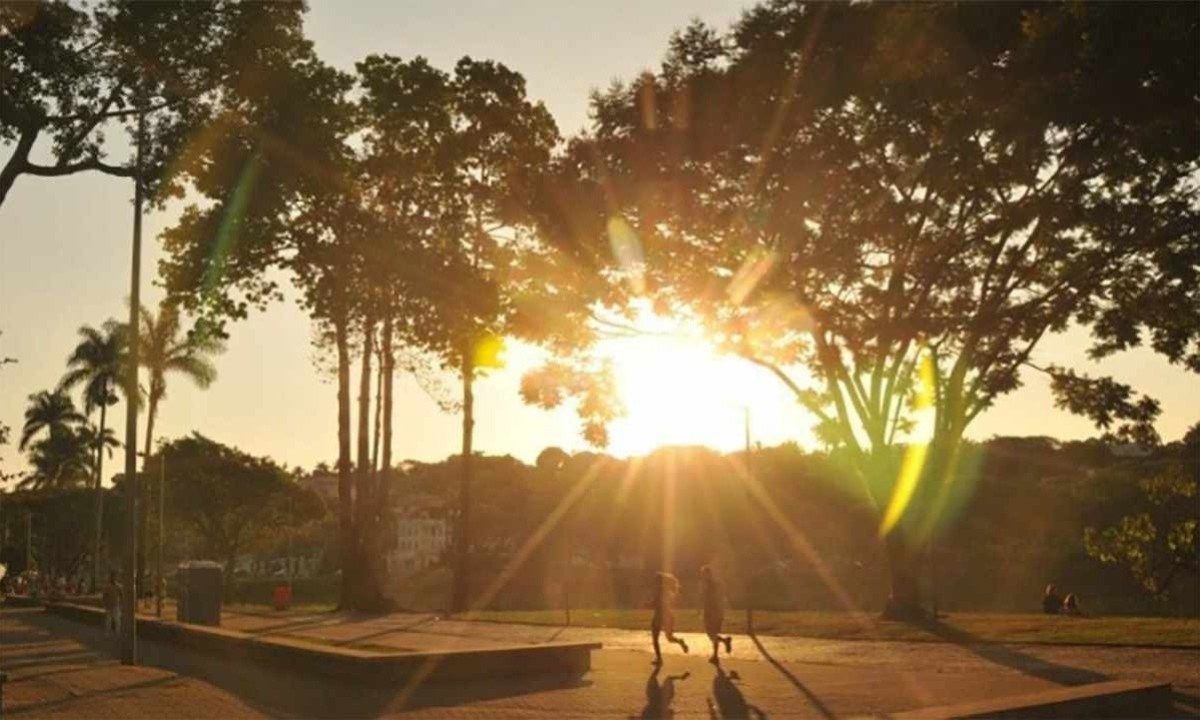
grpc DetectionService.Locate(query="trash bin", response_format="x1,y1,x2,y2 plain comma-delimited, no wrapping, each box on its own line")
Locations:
272,584,292,611
176,561,223,626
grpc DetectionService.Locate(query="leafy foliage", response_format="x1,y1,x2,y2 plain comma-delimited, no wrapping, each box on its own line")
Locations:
152,434,323,566
1085,424,1199,597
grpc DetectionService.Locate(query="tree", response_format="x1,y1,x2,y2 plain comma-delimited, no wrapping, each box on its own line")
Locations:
529,3,1199,617
19,389,84,451
156,42,364,606
137,302,223,468
152,434,322,571
427,57,558,613
59,320,127,589
1085,423,1200,598
22,426,91,491
0,1,313,209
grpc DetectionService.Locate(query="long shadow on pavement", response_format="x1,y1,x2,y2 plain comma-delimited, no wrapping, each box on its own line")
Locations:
749,632,835,719
19,608,593,718
332,615,436,647
641,665,689,719
913,619,1108,686
709,668,768,720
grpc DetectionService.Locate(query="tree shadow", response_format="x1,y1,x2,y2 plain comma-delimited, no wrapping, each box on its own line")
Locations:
641,665,690,719
913,619,1108,686
749,632,834,719
16,606,594,719
332,616,435,647
708,668,768,719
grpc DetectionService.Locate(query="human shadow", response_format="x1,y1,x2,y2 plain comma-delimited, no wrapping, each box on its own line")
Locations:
641,665,690,719
913,618,1108,686
708,668,768,719
749,632,834,719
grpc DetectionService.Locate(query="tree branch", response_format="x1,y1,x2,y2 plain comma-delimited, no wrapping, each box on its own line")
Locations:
24,157,135,179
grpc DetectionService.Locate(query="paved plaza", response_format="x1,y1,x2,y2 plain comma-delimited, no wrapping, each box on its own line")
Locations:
2,605,1198,718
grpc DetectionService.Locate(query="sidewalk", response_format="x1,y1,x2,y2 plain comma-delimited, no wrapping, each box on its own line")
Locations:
0,607,265,718
7,603,1198,718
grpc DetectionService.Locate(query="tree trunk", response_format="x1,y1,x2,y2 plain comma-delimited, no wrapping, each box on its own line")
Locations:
352,317,383,610
334,313,355,609
380,313,394,515
368,312,395,610
882,532,925,620
452,344,475,614
372,342,382,473
92,397,109,592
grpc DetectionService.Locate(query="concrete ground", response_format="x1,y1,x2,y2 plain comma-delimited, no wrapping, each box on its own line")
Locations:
0,607,265,718
4,604,1198,718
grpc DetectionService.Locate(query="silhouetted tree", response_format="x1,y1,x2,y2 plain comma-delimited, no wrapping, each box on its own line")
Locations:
59,320,127,588
1086,423,1200,598
529,3,1199,617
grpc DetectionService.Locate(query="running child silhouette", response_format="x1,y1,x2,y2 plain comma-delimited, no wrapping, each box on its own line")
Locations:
701,565,733,663
650,571,688,664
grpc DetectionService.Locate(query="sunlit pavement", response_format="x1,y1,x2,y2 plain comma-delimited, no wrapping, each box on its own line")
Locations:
5,604,1199,718
0,607,265,718
212,605,1200,699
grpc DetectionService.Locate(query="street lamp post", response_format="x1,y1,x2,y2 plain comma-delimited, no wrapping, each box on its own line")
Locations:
120,103,146,666
156,452,164,618
743,406,754,635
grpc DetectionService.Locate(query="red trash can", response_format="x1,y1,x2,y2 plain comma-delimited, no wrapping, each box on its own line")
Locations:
272,584,292,611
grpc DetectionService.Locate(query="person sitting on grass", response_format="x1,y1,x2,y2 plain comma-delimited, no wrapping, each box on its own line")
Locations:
1042,583,1062,615
651,571,688,664
1062,592,1085,617
701,565,733,664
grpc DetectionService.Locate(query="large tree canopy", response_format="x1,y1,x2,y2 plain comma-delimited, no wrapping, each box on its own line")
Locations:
0,1,317,208
528,1,1199,616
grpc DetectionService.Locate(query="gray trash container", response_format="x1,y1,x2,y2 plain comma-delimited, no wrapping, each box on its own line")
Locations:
176,561,223,626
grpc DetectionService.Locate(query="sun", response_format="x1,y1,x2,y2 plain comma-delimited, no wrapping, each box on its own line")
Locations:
596,315,813,457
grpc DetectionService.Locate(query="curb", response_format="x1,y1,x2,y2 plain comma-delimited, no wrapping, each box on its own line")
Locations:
882,680,1174,719
454,616,1200,652
45,602,600,685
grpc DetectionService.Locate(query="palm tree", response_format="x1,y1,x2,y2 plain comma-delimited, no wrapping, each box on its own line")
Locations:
20,389,84,451
78,422,121,461
136,301,224,580
21,426,91,490
138,302,223,466
60,320,127,590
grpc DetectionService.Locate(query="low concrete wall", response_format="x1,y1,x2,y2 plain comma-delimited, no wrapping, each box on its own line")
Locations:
45,602,598,685
889,680,1174,719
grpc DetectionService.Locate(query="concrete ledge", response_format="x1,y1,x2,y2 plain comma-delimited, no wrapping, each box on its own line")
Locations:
887,680,1173,719
45,602,599,685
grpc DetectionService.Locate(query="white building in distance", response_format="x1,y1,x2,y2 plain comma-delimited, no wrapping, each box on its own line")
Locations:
387,494,451,576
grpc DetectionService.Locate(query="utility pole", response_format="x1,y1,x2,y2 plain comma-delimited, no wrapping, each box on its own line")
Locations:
25,509,32,573
156,452,164,618
121,103,146,665
744,406,754,635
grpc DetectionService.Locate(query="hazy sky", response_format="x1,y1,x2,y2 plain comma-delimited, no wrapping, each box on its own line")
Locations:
2,1,1196,484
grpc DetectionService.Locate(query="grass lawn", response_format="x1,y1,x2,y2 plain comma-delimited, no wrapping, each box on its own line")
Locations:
461,608,1200,648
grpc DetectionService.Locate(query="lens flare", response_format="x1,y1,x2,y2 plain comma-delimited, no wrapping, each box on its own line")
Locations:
606,215,645,294
202,151,263,298
727,248,775,306
472,333,506,370
878,349,936,538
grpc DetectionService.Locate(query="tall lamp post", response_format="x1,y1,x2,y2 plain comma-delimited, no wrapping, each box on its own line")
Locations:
156,452,165,618
120,103,146,666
